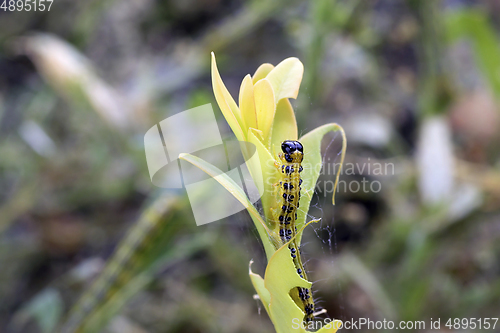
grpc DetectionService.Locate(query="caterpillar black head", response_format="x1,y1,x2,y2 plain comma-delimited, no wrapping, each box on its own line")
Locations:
281,140,303,163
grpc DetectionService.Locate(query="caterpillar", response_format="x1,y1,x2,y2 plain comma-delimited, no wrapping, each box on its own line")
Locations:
277,140,315,323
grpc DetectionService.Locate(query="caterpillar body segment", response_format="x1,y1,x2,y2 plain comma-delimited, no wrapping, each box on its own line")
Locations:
274,140,315,323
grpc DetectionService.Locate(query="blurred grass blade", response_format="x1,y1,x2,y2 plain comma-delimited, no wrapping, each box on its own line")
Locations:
0,182,37,235
76,233,212,333
339,253,396,320
18,33,134,130
201,0,291,52
61,195,208,333
18,120,56,157
445,9,500,99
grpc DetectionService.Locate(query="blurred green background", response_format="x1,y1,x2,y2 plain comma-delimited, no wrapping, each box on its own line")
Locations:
1,0,500,332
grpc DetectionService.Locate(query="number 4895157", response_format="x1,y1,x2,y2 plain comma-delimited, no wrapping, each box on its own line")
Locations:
445,318,498,330
1,0,54,11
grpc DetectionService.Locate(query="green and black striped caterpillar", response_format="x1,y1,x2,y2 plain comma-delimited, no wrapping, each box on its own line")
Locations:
276,140,315,323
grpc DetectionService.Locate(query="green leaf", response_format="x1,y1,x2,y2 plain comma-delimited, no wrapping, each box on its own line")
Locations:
179,152,279,259
266,239,311,333
445,9,500,99
296,123,347,243
250,220,340,333
338,253,396,320
266,57,304,103
249,261,271,316
247,129,280,239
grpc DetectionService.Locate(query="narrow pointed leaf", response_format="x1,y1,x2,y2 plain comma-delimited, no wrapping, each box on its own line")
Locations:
242,129,265,201
248,129,279,244
249,262,271,316
211,52,245,141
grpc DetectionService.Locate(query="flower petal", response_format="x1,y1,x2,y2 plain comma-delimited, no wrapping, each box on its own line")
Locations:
270,98,298,153
252,63,275,84
239,74,258,130
211,52,245,141
266,57,304,103
253,78,276,148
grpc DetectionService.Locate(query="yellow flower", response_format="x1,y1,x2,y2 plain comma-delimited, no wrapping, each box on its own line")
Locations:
210,52,345,254
180,53,346,333
211,53,311,252
211,52,302,150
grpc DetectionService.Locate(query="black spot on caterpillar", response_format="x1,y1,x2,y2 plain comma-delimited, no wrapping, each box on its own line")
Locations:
277,140,315,323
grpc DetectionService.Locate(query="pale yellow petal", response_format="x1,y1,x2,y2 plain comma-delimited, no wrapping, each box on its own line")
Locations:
252,63,275,84
239,74,257,130
270,98,298,152
211,52,245,141
253,78,276,148
266,57,304,103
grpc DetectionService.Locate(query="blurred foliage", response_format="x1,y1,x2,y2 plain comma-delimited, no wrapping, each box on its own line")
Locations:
1,0,500,332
